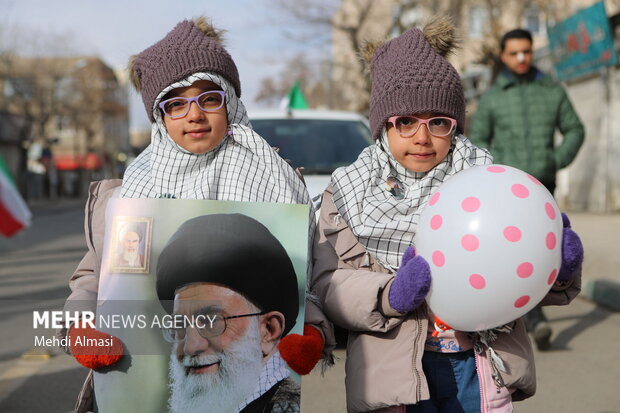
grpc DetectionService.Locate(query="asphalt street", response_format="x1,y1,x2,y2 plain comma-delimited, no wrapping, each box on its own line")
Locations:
0,199,619,413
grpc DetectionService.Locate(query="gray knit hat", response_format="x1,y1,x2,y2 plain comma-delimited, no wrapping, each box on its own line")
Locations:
129,17,241,122
365,16,464,140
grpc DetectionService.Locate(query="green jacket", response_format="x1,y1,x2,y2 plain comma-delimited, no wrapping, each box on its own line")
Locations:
469,69,584,188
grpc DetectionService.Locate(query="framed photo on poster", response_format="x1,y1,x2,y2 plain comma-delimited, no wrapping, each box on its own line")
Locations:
108,216,152,274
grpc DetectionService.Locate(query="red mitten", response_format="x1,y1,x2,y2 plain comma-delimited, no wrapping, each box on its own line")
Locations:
431,316,455,337
278,324,323,375
68,324,123,370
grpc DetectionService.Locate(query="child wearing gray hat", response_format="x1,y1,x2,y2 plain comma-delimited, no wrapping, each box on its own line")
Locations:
311,16,583,412
61,16,333,413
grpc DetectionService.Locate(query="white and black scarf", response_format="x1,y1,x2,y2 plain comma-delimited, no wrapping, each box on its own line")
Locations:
332,131,493,271
237,351,292,411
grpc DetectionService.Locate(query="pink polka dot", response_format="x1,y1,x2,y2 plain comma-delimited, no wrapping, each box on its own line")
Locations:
546,232,557,249
545,202,556,220
527,174,542,185
432,251,445,267
517,262,534,278
461,234,479,251
469,274,486,290
548,269,558,285
462,197,480,212
430,214,443,230
487,166,506,173
429,192,440,206
511,184,530,198
503,226,522,242
514,295,530,308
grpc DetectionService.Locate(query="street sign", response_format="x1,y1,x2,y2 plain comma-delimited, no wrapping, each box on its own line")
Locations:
547,1,618,81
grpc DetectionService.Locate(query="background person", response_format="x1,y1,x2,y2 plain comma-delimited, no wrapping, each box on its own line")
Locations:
156,214,301,413
469,28,585,351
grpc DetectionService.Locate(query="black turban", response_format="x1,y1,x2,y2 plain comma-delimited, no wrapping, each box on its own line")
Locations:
156,213,299,335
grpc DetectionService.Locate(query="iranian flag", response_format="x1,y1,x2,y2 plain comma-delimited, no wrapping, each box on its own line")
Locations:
0,154,32,237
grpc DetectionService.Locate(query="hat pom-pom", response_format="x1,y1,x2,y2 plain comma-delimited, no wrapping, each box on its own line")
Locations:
193,16,226,44
423,15,458,57
127,55,141,92
360,39,385,72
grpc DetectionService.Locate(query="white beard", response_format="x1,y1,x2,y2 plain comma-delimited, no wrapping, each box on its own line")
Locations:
168,318,263,413
122,251,139,266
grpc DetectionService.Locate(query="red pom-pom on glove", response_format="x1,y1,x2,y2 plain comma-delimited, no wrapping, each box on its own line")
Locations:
278,324,323,375
68,324,123,370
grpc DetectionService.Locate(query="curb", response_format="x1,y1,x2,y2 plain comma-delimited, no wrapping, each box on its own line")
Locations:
582,278,620,311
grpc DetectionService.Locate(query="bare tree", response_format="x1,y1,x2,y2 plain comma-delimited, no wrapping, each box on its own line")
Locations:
255,51,333,108
261,0,469,112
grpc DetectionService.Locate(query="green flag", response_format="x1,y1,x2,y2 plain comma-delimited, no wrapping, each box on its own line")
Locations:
287,81,309,109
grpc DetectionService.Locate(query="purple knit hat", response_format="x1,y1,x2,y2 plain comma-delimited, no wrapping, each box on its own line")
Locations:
129,18,241,122
367,17,464,140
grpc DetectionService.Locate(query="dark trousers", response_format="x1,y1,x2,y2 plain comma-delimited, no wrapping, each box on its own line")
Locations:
406,350,481,413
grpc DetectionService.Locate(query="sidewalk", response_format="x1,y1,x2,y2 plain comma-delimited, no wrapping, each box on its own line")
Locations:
568,212,620,310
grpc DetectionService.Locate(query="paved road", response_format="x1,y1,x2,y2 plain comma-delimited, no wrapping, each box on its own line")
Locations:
0,199,89,413
1,202,619,412
301,298,620,413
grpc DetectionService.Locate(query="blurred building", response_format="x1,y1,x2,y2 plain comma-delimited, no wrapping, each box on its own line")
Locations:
333,0,620,109
0,56,130,197
129,128,150,151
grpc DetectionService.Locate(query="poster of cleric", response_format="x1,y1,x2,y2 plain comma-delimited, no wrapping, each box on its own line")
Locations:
76,198,308,412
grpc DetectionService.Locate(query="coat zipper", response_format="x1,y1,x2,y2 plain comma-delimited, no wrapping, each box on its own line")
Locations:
475,350,487,413
412,313,424,402
520,83,532,171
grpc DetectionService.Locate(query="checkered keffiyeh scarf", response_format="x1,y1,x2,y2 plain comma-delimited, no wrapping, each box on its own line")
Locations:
121,72,309,205
238,351,292,411
332,131,492,271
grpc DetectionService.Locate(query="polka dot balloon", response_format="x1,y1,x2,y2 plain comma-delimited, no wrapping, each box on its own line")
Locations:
415,164,563,332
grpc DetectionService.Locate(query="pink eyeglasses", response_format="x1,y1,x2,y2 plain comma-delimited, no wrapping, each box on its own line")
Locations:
387,115,456,138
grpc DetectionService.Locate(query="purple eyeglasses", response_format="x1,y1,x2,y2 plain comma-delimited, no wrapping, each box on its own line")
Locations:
159,90,226,119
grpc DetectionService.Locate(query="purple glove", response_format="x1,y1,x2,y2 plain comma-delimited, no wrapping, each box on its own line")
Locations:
388,246,431,313
557,213,584,282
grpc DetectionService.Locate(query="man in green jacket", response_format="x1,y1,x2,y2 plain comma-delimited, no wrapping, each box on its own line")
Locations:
469,28,584,351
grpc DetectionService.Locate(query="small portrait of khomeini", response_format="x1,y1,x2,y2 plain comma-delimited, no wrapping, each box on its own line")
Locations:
109,217,152,273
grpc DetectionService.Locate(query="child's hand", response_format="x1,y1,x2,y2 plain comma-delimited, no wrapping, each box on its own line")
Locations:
388,246,431,314
68,325,123,370
278,324,324,375
557,212,584,282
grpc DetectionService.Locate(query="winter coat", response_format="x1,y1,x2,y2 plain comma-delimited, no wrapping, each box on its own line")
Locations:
60,179,336,413
469,69,584,189
311,185,581,413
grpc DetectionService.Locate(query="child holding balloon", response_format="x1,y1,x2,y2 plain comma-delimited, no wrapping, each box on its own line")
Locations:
311,16,584,413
